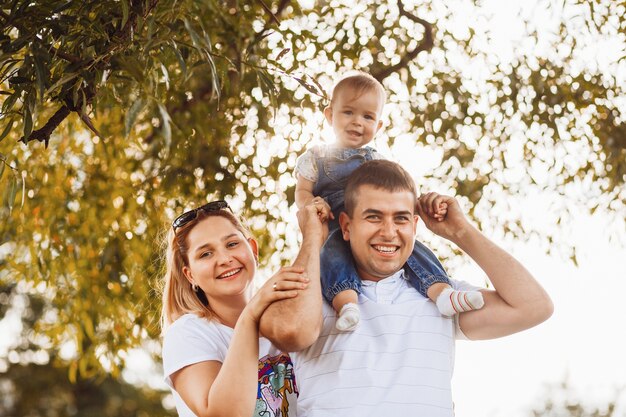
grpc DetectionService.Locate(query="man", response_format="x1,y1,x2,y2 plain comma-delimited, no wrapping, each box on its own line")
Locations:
260,160,553,416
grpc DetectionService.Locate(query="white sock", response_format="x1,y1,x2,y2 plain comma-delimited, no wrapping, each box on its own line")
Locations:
336,303,360,331
436,288,484,317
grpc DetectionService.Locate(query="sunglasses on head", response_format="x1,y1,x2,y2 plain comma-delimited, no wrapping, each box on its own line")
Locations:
172,200,231,231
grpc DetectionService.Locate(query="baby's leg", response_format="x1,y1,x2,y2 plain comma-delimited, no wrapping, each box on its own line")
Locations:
320,229,362,331
332,289,358,312
333,289,360,331
429,283,485,317
409,241,484,317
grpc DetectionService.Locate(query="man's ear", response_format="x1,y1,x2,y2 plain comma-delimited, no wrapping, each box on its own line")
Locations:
323,105,333,125
413,214,419,234
339,212,351,241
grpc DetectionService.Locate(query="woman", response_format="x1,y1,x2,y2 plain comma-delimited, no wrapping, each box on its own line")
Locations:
160,200,308,417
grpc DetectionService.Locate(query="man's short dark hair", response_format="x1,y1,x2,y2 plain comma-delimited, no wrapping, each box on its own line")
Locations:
344,160,418,216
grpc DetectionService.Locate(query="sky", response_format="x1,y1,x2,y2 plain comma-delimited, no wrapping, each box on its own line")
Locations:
425,1,626,414
451,205,626,416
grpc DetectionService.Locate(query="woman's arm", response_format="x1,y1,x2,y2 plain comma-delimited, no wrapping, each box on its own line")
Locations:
171,269,308,417
171,314,260,417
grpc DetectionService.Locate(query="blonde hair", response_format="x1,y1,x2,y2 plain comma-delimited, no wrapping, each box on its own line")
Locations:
159,208,253,332
330,71,386,112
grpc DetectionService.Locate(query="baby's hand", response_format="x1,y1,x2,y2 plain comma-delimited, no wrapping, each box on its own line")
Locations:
433,202,448,222
311,197,334,222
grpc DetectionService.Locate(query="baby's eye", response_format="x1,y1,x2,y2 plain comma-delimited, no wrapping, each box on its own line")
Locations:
343,110,352,115
364,115,374,120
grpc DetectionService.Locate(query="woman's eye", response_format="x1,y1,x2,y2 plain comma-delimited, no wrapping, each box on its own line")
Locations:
227,241,239,248
200,251,212,258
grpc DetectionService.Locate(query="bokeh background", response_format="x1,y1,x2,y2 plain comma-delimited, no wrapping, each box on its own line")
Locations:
1,0,624,415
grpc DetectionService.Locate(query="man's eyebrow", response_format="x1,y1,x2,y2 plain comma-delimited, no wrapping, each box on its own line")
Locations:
362,208,413,216
193,233,239,253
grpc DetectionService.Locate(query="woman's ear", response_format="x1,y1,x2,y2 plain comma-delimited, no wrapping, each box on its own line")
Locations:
182,265,194,286
248,238,259,264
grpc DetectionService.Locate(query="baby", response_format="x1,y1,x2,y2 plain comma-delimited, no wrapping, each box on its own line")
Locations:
295,71,484,331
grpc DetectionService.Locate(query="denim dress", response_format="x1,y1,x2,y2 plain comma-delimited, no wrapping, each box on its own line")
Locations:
306,145,451,303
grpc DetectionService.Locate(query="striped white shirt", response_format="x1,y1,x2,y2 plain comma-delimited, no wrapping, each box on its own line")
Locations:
292,270,476,417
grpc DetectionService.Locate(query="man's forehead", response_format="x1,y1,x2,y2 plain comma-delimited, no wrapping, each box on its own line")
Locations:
353,185,416,212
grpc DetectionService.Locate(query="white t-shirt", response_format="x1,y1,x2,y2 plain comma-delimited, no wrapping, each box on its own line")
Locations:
162,314,298,417
291,270,478,417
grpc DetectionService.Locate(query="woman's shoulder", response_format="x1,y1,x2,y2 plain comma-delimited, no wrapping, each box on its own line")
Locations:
165,314,227,340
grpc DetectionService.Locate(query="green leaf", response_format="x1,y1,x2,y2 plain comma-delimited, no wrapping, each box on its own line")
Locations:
46,72,79,95
170,42,187,80
33,51,47,103
0,118,13,142
6,174,18,213
160,63,170,90
124,99,144,137
121,0,129,29
183,18,204,51
275,47,291,61
20,170,25,208
0,159,5,180
1,91,19,114
157,102,171,147
23,104,33,141
294,76,320,95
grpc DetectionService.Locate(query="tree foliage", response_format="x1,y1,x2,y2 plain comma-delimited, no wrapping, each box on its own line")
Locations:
0,0,624,384
0,283,173,416
532,380,622,417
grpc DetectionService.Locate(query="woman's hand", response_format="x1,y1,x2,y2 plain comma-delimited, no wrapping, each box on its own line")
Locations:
242,266,310,324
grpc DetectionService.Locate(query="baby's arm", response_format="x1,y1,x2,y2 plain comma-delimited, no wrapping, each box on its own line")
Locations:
295,175,316,209
296,175,333,222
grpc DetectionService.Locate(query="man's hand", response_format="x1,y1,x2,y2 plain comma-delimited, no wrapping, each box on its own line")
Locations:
416,192,472,242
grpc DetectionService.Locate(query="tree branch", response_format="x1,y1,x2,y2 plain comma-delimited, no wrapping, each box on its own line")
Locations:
19,105,71,148
372,0,434,82
256,0,282,25
16,0,160,148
